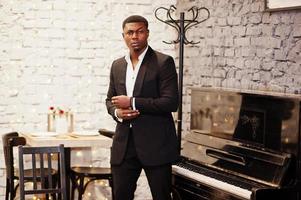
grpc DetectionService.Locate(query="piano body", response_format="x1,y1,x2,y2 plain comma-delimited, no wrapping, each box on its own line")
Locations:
172,87,301,200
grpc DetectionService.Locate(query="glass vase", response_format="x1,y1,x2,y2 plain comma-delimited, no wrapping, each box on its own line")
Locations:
47,112,74,133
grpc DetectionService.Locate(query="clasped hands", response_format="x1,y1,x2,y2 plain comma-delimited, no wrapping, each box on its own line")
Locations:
111,95,140,120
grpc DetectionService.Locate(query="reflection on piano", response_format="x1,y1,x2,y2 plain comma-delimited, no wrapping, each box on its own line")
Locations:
172,87,301,200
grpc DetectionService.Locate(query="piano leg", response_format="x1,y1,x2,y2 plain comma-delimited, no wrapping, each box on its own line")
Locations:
171,187,181,200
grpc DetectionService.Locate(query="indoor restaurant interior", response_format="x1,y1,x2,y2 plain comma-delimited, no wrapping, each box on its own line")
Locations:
0,0,301,199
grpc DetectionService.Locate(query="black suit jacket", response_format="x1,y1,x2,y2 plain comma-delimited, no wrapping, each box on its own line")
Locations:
106,47,179,166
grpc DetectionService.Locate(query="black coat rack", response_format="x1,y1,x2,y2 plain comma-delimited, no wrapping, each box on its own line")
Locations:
155,5,210,153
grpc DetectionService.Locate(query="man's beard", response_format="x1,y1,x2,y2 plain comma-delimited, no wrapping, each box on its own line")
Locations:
132,43,147,52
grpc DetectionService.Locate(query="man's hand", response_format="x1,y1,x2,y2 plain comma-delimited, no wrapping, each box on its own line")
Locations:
112,95,131,109
116,108,140,120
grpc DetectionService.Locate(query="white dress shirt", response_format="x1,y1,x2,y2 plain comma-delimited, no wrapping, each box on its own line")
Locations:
114,46,149,120
125,46,148,110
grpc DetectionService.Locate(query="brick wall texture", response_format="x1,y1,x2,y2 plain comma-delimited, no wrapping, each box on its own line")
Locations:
0,0,300,199
177,0,301,134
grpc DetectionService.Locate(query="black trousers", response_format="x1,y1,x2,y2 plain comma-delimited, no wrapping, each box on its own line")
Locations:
111,130,172,200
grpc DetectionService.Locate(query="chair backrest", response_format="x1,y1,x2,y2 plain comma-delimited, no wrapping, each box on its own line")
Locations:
98,128,115,138
18,144,67,200
2,132,26,179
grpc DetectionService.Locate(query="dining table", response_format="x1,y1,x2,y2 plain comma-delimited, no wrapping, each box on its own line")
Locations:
21,131,113,199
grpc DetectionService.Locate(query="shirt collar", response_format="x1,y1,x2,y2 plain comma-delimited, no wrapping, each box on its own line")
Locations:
125,46,149,64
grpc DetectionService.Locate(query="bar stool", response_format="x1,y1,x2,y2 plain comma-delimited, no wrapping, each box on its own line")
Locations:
70,129,115,200
70,166,113,200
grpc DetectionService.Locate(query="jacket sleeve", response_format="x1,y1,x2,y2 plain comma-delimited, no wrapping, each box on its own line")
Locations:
135,56,179,114
105,61,119,121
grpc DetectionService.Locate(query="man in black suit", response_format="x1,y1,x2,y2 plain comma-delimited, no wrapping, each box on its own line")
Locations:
106,15,179,200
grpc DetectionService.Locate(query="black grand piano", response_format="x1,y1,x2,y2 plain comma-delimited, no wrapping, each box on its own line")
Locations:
172,87,301,200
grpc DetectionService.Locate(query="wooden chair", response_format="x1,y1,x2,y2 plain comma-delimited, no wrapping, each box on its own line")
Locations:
70,129,114,200
2,132,24,200
70,167,113,200
18,144,67,200
2,132,58,200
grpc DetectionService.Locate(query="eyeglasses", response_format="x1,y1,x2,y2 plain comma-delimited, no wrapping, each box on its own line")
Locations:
124,29,148,37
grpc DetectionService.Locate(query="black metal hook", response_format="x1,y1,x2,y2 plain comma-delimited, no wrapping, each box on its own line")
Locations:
155,5,210,45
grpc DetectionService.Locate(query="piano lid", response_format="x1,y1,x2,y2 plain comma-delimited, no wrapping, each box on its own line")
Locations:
183,87,301,188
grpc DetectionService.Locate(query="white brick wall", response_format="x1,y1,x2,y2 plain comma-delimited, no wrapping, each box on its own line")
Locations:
0,0,176,199
177,0,301,134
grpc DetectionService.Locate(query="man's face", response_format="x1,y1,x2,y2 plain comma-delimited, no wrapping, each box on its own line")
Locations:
123,22,149,53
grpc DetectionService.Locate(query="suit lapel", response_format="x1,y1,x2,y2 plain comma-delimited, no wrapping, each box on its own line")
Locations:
119,58,127,95
133,48,153,96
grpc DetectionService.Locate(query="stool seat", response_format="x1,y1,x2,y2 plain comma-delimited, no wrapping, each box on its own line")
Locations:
71,166,111,177
70,166,114,200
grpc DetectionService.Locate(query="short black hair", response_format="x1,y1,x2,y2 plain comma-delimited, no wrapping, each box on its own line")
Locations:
122,15,148,29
